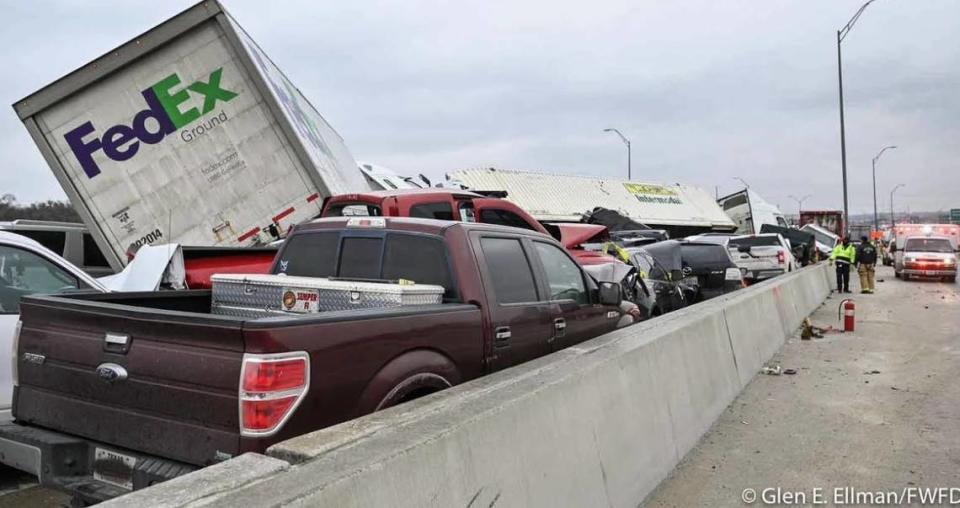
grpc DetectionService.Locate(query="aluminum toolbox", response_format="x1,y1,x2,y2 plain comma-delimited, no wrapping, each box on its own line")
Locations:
211,274,444,318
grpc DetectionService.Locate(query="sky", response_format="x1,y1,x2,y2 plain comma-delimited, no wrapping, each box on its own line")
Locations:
1,0,958,216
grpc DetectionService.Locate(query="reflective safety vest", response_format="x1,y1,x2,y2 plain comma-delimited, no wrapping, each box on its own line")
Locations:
831,243,857,264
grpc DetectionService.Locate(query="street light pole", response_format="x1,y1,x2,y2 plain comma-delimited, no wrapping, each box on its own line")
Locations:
837,0,878,232
788,194,812,214
603,128,632,180
890,183,904,229
871,145,897,232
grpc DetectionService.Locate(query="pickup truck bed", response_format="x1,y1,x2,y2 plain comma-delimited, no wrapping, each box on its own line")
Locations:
14,291,481,467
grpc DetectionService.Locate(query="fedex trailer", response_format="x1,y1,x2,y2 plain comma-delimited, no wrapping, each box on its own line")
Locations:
13,0,370,270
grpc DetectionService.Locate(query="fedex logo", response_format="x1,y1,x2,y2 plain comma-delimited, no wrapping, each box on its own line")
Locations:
64,68,238,178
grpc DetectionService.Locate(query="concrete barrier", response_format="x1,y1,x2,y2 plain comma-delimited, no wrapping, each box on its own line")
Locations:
110,263,833,507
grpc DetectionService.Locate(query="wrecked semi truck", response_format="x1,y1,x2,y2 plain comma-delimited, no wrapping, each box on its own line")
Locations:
13,0,370,273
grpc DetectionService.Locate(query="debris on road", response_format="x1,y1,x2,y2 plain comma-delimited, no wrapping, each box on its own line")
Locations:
865,370,881,375
762,365,782,376
783,369,797,375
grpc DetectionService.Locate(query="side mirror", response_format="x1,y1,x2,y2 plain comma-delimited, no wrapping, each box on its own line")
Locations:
598,282,621,306
737,245,751,253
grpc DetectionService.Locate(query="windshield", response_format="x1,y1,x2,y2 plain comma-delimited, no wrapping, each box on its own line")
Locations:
729,236,780,248
904,238,953,253
0,245,83,314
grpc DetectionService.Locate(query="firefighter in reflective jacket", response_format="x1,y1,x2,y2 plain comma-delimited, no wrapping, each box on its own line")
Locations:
830,236,857,293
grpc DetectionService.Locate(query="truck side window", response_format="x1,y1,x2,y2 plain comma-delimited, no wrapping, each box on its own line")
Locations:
382,234,456,300
533,242,587,304
459,202,477,223
16,230,67,255
82,234,111,268
480,238,538,304
479,209,537,231
0,245,81,314
409,202,454,220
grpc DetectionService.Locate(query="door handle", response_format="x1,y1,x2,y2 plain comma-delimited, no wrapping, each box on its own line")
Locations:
552,318,567,340
494,326,511,348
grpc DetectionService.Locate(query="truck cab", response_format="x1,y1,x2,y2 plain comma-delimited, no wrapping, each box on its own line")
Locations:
321,189,616,265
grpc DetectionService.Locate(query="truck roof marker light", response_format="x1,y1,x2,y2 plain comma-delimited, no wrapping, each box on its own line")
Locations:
347,217,386,228
239,352,309,436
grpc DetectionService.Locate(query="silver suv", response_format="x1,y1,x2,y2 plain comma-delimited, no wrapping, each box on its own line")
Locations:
0,220,113,277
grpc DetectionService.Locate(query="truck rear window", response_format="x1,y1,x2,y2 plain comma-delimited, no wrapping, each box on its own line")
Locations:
325,203,383,217
277,231,456,300
681,244,734,267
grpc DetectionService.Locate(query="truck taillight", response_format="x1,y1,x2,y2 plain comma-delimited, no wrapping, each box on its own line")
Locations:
777,251,785,265
239,352,309,436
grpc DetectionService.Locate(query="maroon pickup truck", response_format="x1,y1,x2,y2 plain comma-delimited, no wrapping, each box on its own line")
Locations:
0,217,622,503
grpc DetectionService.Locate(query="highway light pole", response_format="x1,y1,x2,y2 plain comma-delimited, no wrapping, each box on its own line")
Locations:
871,145,896,232
837,0,878,233
788,194,812,214
890,183,904,229
603,128,631,180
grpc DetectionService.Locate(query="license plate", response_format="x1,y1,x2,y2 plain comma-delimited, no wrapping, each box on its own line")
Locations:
280,287,320,313
93,447,136,490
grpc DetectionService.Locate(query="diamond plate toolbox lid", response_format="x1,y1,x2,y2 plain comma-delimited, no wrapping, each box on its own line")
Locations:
211,273,445,316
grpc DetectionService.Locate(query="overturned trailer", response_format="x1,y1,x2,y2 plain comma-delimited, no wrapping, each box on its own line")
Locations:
13,0,370,271
449,168,736,237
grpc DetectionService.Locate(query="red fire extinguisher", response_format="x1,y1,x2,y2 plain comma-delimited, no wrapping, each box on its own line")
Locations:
838,299,855,332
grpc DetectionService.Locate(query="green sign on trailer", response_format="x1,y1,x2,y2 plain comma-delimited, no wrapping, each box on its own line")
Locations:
951,208,960,224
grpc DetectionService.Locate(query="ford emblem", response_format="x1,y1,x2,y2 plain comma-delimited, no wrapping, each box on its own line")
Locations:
95,363,128,383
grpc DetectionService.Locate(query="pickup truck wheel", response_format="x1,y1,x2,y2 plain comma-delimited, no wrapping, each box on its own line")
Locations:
375,372,452,411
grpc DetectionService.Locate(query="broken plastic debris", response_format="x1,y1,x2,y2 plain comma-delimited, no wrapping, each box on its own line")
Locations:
761,365,782,376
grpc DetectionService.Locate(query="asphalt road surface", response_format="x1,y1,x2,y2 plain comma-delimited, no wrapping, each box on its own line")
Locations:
644,265,959,507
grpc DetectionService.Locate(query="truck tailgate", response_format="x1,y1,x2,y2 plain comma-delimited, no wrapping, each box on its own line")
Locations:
731,246,781,269
14,296,244,466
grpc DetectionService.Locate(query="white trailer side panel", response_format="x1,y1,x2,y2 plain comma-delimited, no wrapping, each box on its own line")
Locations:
451,168,735,229
227,14,368,197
